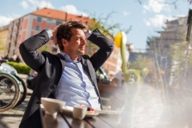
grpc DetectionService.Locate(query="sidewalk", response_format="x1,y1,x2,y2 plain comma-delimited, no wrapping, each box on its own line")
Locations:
0,94,30,128
0,73,32,128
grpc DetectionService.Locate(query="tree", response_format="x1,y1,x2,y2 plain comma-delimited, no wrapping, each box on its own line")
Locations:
169,40,192,87
87,14,132,57
136,0,192,9
188,0,192,4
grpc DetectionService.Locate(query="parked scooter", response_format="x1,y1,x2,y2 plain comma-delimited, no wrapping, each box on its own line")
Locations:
0,59,27,112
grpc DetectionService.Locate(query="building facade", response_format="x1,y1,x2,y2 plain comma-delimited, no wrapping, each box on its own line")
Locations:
6,8,91,58
0,25,9,56
147,17,188,86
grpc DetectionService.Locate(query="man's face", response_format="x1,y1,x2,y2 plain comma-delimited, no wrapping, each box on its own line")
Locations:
63,28,87,60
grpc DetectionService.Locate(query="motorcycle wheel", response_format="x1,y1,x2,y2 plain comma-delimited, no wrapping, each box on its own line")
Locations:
14,75,27,107
0,73,21,112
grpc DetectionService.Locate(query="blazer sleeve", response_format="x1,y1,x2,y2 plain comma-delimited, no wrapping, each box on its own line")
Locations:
19,30,50,72
88,29,114,70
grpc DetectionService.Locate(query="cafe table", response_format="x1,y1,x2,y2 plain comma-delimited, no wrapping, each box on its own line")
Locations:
40,106,122,128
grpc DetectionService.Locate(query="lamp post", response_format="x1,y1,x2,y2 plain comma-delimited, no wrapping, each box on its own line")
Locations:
186,9,192,41
182,9,192,86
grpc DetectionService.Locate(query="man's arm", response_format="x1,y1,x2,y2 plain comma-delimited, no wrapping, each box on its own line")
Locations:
88,29,114,70
19,30,51,71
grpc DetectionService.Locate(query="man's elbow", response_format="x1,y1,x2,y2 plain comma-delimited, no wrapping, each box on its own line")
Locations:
19,43,25,55
108,40,114,52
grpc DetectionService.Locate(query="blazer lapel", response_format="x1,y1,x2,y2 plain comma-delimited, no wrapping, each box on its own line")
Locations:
81,58,101,98
56,53,66,70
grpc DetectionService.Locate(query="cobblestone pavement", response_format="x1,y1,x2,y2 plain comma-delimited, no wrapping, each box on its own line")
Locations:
2,79,192,128
0,74,30,128
0,94,30,128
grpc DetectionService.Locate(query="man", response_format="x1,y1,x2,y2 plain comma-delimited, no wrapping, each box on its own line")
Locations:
19,21,113,128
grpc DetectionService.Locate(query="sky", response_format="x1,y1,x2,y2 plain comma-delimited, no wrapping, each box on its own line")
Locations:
0,0,192,50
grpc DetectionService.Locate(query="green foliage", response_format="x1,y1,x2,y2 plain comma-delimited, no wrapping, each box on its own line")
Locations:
124,55,150,83
146,36,157,50
171,42,187,58
170,42,187,73
88,18,113,38
128,54,160,84
127,69,141,82
129,55,150,70
6,61,31,74
89,13,132,39
170,41,192,79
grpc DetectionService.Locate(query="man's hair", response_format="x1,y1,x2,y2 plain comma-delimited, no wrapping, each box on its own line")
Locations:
56,21,87,51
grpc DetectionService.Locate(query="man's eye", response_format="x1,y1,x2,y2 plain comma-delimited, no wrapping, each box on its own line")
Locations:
76,37,81,40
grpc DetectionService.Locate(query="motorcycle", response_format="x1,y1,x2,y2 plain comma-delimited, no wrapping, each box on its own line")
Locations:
0,59,27,112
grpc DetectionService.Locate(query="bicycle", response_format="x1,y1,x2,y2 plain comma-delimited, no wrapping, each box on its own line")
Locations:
0,59,27,112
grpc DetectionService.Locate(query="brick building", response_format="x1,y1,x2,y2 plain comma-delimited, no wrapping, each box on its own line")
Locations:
0,25,9,56
6,8,91,58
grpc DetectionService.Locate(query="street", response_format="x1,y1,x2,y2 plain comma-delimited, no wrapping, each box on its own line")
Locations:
0,93,30,128
0,74,31,128
1,84,192,128
0,95,30,128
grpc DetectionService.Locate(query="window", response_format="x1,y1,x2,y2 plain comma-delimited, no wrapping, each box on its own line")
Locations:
36,26,40,31
164,44,169,49
56,21,62,25
37,17,42,22
47,18,54,24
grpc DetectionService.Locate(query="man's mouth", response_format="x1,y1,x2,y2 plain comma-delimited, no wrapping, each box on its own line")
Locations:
77,49,84,55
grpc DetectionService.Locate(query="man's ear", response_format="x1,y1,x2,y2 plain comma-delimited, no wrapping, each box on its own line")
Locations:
62,39,68,46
